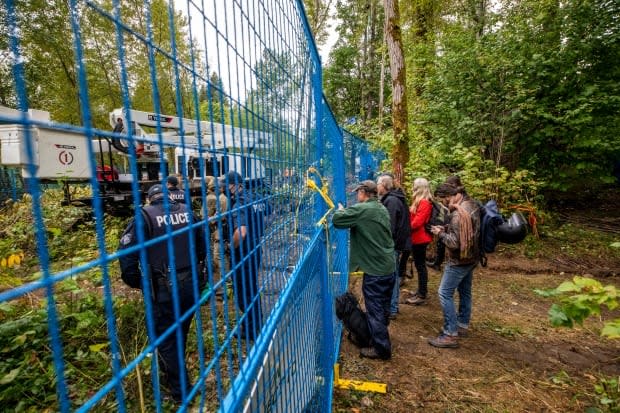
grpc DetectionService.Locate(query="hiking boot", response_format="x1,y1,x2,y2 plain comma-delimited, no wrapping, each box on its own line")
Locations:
428,334,459,348
458,326,469,337
405,294,427,305
437,327,469,337
426,261,441,271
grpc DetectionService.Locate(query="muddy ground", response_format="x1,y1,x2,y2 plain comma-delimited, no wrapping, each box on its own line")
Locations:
333,231,620,412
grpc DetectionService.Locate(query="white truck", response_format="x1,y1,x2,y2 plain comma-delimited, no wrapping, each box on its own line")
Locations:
0,105,273,213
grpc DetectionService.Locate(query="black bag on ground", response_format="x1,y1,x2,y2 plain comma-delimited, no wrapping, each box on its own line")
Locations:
335,292,371,348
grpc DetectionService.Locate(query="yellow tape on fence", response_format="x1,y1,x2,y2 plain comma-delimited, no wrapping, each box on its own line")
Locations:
306,167,335,210
306,167,335,227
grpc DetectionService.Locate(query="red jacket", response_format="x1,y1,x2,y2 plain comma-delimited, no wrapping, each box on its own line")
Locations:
410,198,433,245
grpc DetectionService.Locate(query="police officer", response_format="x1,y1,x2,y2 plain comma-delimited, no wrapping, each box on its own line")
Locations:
221,171,269,343
118,184,206,402
166,175,186,204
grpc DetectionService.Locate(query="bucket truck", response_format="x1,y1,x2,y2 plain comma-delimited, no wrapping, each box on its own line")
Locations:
0,105,273,214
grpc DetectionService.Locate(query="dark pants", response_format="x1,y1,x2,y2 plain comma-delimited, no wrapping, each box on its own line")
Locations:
233,249,262,342
362,272,396,359
412,243,429,298
398,249,410,278
433,239,446,265
153,276,197,400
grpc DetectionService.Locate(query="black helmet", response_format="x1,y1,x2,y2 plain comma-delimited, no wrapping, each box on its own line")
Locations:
496,212,527,244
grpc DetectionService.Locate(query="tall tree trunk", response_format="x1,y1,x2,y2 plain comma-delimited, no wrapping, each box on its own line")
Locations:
383,0,409,185
378,40,386,131
361,1,370,122
470,0,486,40
365,0,377,122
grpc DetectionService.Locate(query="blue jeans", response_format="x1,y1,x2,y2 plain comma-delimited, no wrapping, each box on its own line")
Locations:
363,272,396,358
390,251,400,314
437,263,475,336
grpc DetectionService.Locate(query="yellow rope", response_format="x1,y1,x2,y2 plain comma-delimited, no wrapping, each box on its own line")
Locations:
306,167,335,209
306,166,336,227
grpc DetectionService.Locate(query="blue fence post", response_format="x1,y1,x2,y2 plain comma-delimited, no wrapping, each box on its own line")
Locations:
296,1,336,410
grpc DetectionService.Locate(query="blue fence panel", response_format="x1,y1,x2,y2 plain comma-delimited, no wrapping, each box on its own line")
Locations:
0,0,381,412
341,128,385,203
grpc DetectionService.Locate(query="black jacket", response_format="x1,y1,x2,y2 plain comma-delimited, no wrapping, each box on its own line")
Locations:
118,199,206,289
380,188,411,251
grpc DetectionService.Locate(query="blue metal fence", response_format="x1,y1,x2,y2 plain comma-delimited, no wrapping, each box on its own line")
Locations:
0,0,383,411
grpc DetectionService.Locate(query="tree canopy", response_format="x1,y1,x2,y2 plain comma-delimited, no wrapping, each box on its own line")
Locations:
322,0,620,198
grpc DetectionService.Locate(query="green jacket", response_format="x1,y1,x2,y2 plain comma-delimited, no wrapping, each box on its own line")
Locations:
332,198,395,276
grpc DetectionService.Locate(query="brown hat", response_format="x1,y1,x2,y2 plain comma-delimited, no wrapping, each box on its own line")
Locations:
353,180,378,194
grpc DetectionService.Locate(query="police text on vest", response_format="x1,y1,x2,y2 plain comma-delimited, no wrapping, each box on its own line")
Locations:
156,212,190,226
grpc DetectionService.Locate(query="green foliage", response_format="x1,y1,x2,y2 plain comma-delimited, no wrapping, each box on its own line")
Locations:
0,305,56,410
0,188,127,278
592,376,620,413
323,0,387,125
301,0,333,46
418,0,620,193
1,0,202,127
0,284,148,412
323,0,620,197
535,276,620,339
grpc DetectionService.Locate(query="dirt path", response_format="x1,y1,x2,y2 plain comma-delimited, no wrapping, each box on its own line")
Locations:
333,254,620,412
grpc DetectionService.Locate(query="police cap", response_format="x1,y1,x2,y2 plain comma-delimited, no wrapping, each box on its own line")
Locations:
166,175,179,187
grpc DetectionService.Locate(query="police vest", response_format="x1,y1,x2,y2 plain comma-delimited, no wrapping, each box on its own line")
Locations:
231,192,269,253
142,202,193,274
168,188,186,203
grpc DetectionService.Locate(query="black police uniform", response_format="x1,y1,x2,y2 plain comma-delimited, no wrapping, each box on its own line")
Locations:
168,187,186,204
118,192,205,401
229,189,269,342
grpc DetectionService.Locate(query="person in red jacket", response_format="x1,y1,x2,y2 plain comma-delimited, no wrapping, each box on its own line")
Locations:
405,178,434,305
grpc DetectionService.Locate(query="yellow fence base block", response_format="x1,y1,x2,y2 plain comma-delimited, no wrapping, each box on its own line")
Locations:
333,363,387,394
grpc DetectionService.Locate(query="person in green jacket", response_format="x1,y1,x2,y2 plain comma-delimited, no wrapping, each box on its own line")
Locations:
333,180,396,360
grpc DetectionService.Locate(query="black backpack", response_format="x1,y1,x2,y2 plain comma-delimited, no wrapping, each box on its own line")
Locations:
335,292,371,348
424,200,449,234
